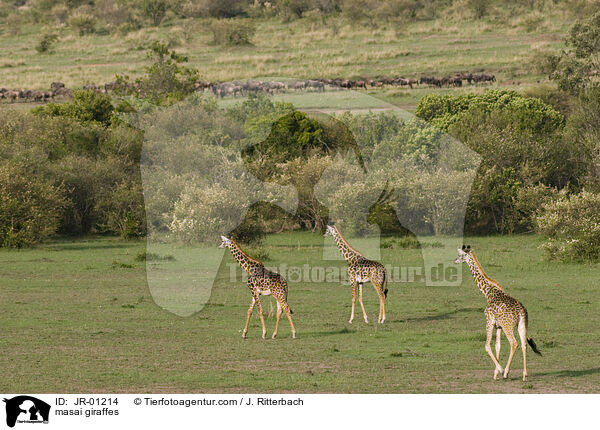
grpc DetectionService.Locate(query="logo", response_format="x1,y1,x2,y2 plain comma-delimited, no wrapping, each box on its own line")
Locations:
3,396,50,428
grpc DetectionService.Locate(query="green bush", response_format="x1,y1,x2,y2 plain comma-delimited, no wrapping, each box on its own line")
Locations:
205,0,247,17
537,190,600,261
0,162,66,248
279,0,312,20
69,13,96,35
50,155,129,235
135,251,175,262
562,86,600,189
417,90,584,234
416,90,565,135
35,33,58,53
142,0,167,26
550,11,600,93
115,41,199,103
33,89,114,126
209,19,256,45
468,0,489,19
96,180,146,238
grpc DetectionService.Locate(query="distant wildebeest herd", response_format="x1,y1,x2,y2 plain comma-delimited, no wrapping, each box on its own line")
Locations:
0,82,71,103
202,71,495,98
0,71,496,103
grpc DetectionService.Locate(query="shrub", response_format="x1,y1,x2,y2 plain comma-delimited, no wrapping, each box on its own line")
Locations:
550,11,600,93
96,180,146,238
206,0,247,17
115,41,199,103
229,217,266,245
536,190,600,261
35,33,58,53
142,0,167,26
469,0,489,19
51,4,70,23
135,251,175,262
562,86,600,188
33,90,114,126
0,162,66,248
50,155,128,235
279,0,312,20
94,0,132,27
169,182,253,244
69,13,96,35
416,90,565,135
209,19,256,45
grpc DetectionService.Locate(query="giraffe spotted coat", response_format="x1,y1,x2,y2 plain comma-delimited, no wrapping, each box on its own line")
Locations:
219,236,296,339
456,246,541,381
324,225,388,324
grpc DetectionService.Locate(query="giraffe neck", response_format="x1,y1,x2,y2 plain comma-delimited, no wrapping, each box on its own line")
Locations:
227,239,263,273
332,227,363,262
465,252,501,299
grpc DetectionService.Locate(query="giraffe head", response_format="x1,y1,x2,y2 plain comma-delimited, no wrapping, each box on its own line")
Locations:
218,235,231,249
323,224,337,238
454,245,472,263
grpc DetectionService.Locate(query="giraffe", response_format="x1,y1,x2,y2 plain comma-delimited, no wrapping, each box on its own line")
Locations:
455,245,542,381
219,236,296,339
324,224,388,324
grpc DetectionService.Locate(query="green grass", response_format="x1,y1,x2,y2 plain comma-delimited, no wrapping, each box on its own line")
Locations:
0,233,598,393
0,11,569,91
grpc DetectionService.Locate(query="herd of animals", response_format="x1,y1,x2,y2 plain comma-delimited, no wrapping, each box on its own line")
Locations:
219,224,542,382
0,72,496,102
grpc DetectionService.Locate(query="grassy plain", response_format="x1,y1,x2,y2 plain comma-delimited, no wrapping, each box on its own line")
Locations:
0,10,568,92
1,233,598,393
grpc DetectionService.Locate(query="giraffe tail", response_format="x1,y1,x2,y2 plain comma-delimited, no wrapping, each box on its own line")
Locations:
383,271,388,298
527,337,542,356
523,310,542,356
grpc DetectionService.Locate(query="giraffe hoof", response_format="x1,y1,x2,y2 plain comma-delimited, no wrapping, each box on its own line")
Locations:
348,320,353,324
271,334,277,339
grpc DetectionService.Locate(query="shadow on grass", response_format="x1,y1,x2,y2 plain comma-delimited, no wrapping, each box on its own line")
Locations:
399,307,483,323
48,242,138,251
300,327,357,338
535,367,600,378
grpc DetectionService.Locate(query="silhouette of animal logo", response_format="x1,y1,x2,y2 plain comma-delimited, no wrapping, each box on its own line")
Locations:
3,396,50,428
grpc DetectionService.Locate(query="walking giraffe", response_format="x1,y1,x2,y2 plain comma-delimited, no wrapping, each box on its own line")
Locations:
455,245,542,381
324,225,388,324
219,236,296,339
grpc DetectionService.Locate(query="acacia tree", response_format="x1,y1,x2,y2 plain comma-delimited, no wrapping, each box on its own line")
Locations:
551,11,600,93
115,42,199,103
142,0,167,26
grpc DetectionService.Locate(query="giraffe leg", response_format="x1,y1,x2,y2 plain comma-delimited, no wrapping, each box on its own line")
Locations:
494,327,502,379
254,295,267,339
358,283,368,323
485,315,503,379
242,297,256,339
370,280,386,323
349,279,357,324
272,301,282,339
503,330,519,379
375,283,386,324
283,302,296,339
518,318,528,381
